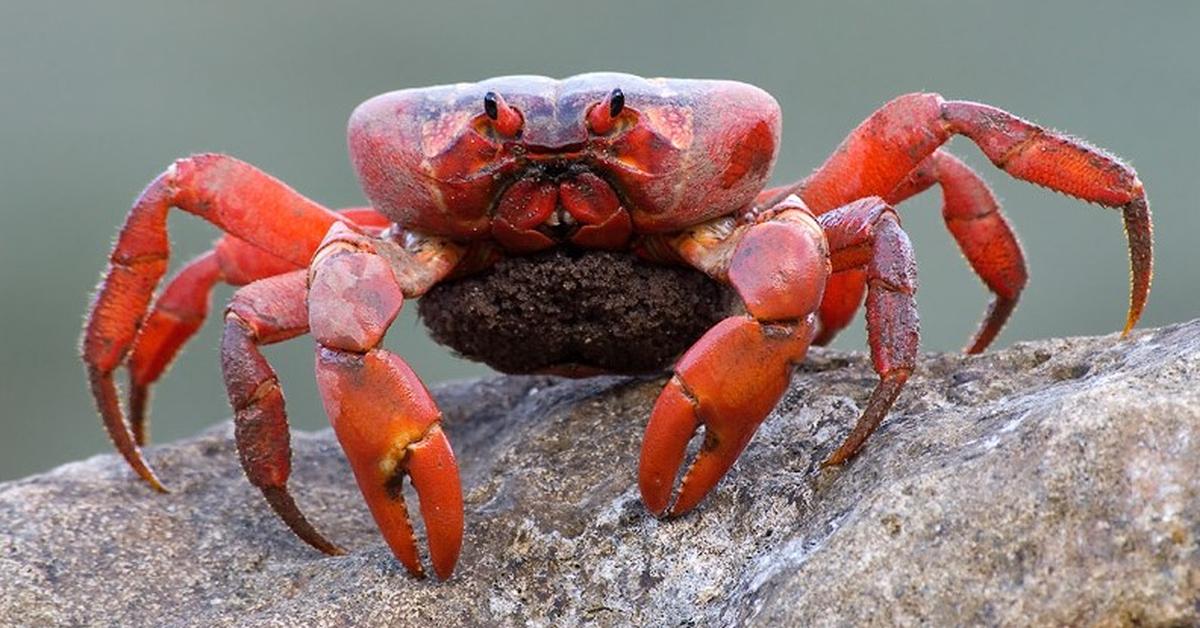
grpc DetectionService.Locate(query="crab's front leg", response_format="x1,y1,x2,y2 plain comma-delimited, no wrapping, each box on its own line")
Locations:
307,223,466,580
639,201,829,516
129,208,392,444
83,154,347,491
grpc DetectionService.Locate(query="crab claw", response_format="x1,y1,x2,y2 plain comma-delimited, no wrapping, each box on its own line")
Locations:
639,315,813,516
316,348,464,580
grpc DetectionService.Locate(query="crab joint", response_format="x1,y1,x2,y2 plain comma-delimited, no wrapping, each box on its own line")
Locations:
308,249,405,354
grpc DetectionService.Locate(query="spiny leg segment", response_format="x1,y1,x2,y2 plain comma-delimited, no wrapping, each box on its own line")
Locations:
806,149,1027,352
126,207,390,447
768,93,1151,350
82,154,345,491
816,197,919,466
221,270,343,556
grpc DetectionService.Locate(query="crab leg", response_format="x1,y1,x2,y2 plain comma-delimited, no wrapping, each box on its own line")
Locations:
308,223,465,579
126,251,223,445
126,208,391,445
807,149,1027,353
815,197,919,466
220,270,343,556
639,202,828,516
890,150,1026,352
81,154,346,490
784,93,1150,336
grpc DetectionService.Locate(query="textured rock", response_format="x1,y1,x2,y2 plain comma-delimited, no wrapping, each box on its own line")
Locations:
3,321,1199,627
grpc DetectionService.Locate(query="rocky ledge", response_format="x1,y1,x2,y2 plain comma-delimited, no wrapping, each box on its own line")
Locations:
3,321,1199,626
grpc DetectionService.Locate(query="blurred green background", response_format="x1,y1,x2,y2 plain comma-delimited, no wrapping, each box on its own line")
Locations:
1,2,1197,481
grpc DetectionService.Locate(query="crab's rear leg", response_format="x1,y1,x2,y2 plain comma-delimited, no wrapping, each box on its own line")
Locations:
81,154,350,490
126,251,223,445
220,269,343,556
639,202,828,516
126,208,390,446
792,93,1151,335
886,150,1026,353
308,223,466,579
804,149,1027,353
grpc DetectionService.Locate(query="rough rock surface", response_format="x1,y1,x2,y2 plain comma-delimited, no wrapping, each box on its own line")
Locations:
3,321,1199,627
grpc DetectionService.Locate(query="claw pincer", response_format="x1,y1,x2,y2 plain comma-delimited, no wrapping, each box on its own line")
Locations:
640,207,827,516
309,226,463,579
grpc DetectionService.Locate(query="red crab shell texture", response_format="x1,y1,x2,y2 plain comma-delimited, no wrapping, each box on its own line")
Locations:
346,73,782,240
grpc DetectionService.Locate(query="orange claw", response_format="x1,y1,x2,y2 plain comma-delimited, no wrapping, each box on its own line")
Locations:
315,348,464,579
308,225,465,579
641,207,826,517
639,315,814,517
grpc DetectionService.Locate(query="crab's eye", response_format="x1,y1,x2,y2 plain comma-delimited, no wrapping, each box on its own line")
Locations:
587,88,627,135
483,92,500,120
481,91,523,137
608,88,624,117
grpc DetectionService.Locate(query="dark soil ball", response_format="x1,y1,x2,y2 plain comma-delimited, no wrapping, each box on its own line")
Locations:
417,249,734,374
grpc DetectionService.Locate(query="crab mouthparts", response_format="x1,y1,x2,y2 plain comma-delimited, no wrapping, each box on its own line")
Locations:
490,168,631,252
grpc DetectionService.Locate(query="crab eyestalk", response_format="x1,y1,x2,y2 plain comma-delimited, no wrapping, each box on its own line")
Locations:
586,88,625,134
483,91,523,137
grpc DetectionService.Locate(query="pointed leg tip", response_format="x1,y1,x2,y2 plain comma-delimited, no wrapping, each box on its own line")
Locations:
128,455,169,493
397,556,427,580
666,486,704,518
259,485,349,559
820,444,852,468
315,540,347,556
129,383,151,447
819,454,846,469
121,448,170,493
641,498,670,519
89,367,169,492
665,500,696,518
425,529,462,582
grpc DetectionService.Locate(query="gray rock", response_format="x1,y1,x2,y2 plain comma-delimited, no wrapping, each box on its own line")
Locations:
3,321,1199,627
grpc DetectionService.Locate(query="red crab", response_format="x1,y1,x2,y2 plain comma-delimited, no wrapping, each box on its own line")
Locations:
82,73,1152,580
